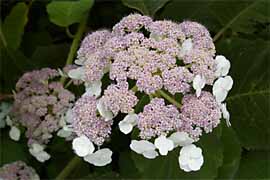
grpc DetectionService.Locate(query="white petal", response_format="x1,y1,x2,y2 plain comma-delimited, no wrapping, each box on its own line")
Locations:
193,75,206,97
123,113,138,125
30,143,44,154
215,55,231,77
169,132,194,147
68,67,85,80
5,116,13,126
119,121,133,134
75,58,85,65
142,150,159,159
188,156,204,171
213,87,228,103
72,136,95,157
150,33,163,41
130,140,156,154
9,126,20,141
154,135,174,156
84,148,112,166
57,128,72,138
222,76,233,91
221,103,231,126
85,81,102,97
65,109,74,123
180,38,193,57
35,151,51,163
97,100,114,121
179,144,204,172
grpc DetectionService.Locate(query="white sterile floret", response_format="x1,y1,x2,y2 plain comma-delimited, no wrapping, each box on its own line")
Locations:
180,38,193,57
29,143,50,162
119,113,138,134
84,148,113,166
9,126,20,141
178,144,204,172
68,67,85,80
213,76,233,102
72,136,95,157
150,33,163,41
215,55,231,77
5,116,13,127
130,140,158,159
154,135,174,156
220,103,231,127
75,58,85,65
84,81,102,97
57,127,73,138
193,75,206,97
0,102,12,128
169,132,194,147
97,99,114,121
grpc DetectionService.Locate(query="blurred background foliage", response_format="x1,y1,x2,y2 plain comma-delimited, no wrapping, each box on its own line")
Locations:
0,0,269,179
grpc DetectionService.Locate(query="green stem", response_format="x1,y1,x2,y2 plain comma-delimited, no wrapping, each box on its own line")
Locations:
55,156,81,180
156,90,182,109
60,16,87,84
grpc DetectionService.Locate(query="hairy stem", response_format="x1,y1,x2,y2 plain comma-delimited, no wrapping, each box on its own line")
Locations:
60,16,87,84
55,156,81,180
156,90,182,109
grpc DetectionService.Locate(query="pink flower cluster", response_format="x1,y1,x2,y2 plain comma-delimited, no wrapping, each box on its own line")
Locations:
101,81,138,115
0,161,39,180
179,91,221,140
138,98,181,139
77,14,217,95
72,95,112,146
12,68,75,146
71,14,223,142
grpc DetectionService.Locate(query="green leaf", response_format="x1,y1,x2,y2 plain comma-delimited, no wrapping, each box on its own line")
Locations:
158,0,269,35
46,0,94,27
1,2,29,50
131,130,223,179
217,124,242,179
0,129,30,166
121,0,170,17
216,38,270,150
234,151,270,179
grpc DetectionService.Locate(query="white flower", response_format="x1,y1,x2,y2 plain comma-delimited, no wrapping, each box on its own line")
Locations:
75,58,85,65
154,135,174,156
29,143,50,162
220,103,231,127
9,126,20,141
168,132,194,147
84,81,102,97
57,127,73,138
178,144,204,172
130,140,158,159
68,67,85,80
215,55,231,77
0,102,12,128
118,113,138,134
97,99,114,121
213,76,233,102
193,75,206,97
84,148,112,166
180,38,193,57
5,115,13,126
150,33,163,41
72,136,95,157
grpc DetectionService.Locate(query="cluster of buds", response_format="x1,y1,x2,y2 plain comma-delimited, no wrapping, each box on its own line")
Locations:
9,68,75,162
0,161,39,180
67,14,233,171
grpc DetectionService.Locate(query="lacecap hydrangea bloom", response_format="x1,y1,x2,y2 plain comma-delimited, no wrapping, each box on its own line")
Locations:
10,68,75,162
68,14,233,170
0,161,40,180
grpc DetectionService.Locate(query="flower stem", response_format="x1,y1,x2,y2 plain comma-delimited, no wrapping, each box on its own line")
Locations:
55,156,81,180
156,90,181,109
60,16,87,84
